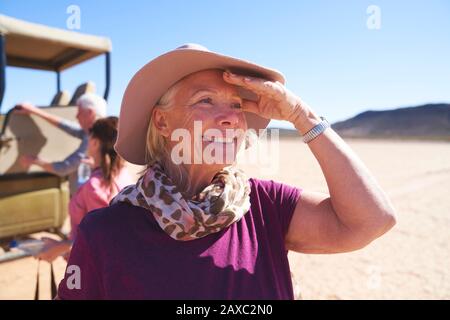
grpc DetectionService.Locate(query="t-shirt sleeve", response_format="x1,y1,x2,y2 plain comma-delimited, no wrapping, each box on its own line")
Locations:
57,225,103,299
258,179,303,237
67,177,109,240
82,177,110,212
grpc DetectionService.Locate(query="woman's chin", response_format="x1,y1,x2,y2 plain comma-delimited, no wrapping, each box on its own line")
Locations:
201,140,239,166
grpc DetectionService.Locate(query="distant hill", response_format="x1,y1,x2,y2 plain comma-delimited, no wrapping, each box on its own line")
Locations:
331,103,450,140
277,103,450,140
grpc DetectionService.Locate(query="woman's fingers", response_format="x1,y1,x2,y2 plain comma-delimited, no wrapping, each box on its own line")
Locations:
223,71,283,98
241,99,259,114
35,238,61,262
41,237,58,245
81,157,95,168
36,251,56,263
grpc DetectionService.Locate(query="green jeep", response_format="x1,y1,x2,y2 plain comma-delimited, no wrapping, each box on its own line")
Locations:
0,14,112,244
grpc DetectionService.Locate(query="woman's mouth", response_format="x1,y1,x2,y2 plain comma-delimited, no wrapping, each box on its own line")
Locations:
202,135,238,144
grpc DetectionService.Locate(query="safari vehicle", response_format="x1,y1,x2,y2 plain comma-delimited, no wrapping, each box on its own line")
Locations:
0,14,112,245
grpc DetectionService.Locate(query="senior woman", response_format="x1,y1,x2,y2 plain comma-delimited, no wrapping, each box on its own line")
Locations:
57,44,396,300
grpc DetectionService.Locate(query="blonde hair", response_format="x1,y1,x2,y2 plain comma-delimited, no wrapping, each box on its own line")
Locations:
144,80,191,193
145,81,180,165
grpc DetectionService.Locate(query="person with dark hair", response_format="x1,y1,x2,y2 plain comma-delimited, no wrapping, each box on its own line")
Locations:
34,116,134,262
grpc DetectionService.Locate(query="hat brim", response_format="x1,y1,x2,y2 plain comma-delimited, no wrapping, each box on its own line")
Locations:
116,47,285,165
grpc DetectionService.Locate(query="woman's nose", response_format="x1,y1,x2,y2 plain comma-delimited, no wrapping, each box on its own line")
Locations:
216,103,241,127
217,110,240,128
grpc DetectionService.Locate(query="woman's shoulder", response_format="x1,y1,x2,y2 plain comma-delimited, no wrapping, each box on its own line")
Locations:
248,177,302,236
82,168,134,194
249,177,273,189
81,170,104,191
78,202,148,235
249,177,300,196
249,177,303,208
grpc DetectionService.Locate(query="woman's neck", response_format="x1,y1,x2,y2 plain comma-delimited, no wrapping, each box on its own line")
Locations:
92,153,101,170
165,162,223,199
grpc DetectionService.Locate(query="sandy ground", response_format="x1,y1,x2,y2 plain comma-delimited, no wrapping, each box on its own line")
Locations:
1,138,449,299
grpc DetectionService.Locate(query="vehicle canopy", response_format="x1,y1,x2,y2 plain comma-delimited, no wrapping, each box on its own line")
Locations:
0,14,111,71
0,14,112,111
0,15,113,240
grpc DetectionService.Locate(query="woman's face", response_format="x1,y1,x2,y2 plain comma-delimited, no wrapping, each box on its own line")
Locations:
87,135,100,159
155,69,248,168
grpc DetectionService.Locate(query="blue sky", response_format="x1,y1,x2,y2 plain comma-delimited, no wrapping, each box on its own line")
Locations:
1,0,449,128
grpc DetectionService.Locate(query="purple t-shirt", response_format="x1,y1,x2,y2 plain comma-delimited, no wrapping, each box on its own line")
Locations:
58,178,302,300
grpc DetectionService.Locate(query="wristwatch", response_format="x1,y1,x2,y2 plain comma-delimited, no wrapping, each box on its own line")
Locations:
301,117,330,143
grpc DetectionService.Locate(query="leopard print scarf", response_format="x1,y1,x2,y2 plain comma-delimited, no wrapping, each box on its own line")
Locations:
111,162,251,241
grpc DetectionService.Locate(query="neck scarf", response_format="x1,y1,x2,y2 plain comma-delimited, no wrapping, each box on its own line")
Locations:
111,162,251,241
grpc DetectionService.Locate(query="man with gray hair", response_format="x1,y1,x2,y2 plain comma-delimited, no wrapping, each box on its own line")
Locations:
14,93,107,196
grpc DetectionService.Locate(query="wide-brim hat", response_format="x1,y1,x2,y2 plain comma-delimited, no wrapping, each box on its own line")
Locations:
115,43,285,165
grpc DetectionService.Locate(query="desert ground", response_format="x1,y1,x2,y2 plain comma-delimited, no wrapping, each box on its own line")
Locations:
1,137,449,299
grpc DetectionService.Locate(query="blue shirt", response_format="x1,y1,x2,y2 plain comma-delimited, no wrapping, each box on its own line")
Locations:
52,119,88,196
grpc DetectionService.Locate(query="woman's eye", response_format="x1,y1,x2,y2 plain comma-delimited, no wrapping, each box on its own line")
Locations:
198,97,213,104
232,103,242,109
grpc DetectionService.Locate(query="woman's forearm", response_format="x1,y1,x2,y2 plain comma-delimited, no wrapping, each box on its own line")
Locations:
292,107,397,235
36,239,73,262
54,241,72,256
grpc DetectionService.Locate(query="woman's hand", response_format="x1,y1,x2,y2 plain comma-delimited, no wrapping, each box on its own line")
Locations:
223,71,319,133
81,156,95,169
34,237,68,263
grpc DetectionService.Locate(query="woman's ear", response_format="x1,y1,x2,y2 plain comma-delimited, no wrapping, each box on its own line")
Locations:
93,137,100,148
87,136,100,157
152,108,170,137
90,137,100,150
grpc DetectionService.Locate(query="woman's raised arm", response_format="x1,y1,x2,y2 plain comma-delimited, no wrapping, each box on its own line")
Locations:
223,71,397,253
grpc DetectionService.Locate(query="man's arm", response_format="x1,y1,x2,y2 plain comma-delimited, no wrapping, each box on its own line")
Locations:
15,102,84,138
14,102,63,127
20,137,87,176
19,155,56,173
